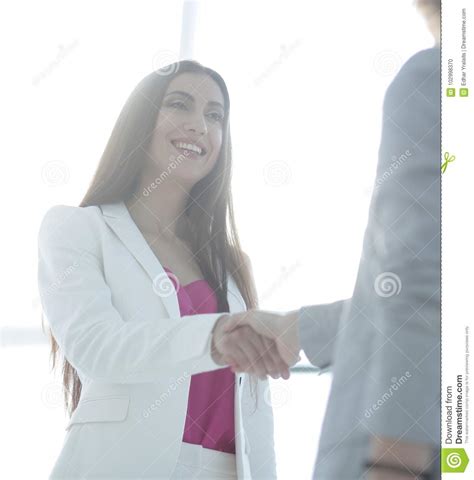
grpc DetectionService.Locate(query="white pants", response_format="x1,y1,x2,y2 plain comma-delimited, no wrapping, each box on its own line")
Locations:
170,442,238,479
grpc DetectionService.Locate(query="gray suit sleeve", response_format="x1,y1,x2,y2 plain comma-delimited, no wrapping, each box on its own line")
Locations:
298,299,350,370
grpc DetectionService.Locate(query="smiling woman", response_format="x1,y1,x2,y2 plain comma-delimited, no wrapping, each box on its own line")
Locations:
39,59,281,479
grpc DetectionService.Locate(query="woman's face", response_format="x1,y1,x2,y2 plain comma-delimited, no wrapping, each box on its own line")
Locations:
147,72,226,189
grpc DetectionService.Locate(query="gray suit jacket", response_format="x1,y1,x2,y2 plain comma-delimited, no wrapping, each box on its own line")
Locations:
299,47,440,479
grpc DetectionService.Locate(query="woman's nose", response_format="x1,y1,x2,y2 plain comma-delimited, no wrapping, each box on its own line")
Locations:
184,116,208,136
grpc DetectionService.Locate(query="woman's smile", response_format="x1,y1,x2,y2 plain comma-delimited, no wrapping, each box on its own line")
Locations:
170,138,208,158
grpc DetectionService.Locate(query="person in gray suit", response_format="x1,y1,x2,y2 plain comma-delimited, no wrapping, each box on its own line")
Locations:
304,43,440,479
222,1,441,478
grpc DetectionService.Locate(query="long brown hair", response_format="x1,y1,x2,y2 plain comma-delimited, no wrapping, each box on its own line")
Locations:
42,60,261,417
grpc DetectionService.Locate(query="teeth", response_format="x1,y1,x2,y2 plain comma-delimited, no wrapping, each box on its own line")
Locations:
172,141,203,155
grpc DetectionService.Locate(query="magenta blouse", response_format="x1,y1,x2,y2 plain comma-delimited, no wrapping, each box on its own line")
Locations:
163,267,236,454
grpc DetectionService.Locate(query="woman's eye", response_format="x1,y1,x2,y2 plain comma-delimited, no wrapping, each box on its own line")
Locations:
169,100,187,110
208,112,224,122
168,101,223,122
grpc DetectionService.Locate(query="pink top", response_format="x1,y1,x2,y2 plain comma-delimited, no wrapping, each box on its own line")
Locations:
163,267,236,454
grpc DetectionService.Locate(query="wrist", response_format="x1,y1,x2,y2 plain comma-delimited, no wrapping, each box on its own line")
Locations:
211,314,231,366
286,310,301,353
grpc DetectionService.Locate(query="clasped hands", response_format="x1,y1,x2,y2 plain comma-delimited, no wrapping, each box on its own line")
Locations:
210,309,301,380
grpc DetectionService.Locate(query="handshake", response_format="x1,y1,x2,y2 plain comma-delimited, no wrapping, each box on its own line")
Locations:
210,310,301,380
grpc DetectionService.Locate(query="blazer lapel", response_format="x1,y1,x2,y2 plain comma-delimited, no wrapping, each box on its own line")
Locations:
99,200,181,318
98,200,247,318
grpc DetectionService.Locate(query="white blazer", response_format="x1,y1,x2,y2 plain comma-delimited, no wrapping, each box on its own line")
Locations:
37,200,276,479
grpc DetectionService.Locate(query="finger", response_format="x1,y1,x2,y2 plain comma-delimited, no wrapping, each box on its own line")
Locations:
236,342,267,379
221,312,250,333
223,354,243,372
261,337,291,379
274,335,300,367
232,328,268,379
217,328,254,373
246,328,299,379
220,328,256,373
243,314,277,341
231,345,261,376
259,336,291,379
230,363,245,374
246,333,282,379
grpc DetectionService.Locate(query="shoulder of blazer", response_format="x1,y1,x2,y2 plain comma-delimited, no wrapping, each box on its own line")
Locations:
38,204,103,255
39,204,249,312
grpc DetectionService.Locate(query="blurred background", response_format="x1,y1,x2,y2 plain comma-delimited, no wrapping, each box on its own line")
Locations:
1,0,435,478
